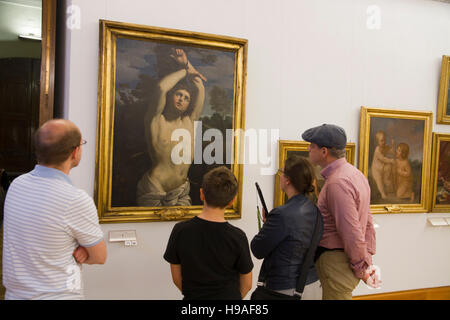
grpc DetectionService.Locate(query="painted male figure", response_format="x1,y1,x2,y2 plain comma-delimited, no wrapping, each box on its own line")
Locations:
137,48,206,206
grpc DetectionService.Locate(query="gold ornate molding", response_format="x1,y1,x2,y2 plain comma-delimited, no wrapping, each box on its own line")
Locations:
158,208,188,221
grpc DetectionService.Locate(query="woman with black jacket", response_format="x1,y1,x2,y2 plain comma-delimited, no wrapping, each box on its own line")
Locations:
251,155,323,299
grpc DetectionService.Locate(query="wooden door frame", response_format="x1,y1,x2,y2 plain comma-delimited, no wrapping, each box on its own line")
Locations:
39,0,57,125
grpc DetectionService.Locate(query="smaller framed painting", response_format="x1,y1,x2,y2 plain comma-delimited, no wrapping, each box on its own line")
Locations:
274,140,356,208
430,133,450,212
437,55,450,124
359,107,432,214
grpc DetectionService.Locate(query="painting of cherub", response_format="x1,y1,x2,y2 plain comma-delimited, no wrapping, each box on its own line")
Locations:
367,117,424,204
370,130,395,199
360,107,432,214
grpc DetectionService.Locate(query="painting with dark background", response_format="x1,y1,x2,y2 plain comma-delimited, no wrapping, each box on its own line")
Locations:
447,85,450,115
435,140,450,205
276,145,354,206
110,38,235,207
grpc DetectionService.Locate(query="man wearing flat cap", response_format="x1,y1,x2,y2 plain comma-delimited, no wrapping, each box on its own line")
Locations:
302,124,379,300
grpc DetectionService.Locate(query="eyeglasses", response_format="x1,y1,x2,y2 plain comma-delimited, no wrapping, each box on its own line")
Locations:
278,168,285,175
73,139,87,149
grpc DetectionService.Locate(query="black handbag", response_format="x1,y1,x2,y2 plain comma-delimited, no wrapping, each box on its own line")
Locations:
250,212,323,300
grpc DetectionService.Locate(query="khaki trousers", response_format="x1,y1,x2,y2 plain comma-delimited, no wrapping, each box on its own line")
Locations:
315,250,360,300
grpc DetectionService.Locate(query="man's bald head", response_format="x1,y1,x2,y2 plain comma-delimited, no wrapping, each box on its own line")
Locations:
35,119,82,165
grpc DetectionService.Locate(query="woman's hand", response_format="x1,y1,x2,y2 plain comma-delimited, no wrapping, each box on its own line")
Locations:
262,208,267,223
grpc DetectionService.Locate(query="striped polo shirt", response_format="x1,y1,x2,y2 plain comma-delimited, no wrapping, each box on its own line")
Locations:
2,165,104,300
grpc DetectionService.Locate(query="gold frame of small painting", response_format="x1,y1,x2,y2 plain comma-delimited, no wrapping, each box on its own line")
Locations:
273,140,355,208
436,55,450,124
430,133,450,212
359,107,432,214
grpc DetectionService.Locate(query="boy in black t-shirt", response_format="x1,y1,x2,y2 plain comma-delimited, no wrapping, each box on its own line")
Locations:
164,166,253,300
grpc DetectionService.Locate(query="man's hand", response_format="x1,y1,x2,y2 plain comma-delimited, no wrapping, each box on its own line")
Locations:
73,246,88,264
363,265,382,288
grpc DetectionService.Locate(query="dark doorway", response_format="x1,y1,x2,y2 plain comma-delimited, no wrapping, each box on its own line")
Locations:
0,58,41,175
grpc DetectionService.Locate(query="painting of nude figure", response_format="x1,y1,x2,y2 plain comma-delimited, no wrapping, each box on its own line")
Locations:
95,20,247,223
359,107,432,214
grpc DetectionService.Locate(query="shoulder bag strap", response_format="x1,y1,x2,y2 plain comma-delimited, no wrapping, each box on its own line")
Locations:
256,258,267,286
294,211,322,298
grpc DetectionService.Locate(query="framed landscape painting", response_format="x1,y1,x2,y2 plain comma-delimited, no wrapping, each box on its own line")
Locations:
95,20,247,223
273,140,356,208
359,107,432,214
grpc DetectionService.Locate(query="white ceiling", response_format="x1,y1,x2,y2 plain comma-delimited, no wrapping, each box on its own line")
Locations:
0,0,41,9
0,0,41,41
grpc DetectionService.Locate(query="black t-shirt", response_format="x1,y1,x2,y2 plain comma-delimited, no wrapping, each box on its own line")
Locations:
164,216,253,300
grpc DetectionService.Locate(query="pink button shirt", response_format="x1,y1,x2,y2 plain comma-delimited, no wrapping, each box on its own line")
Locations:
318,158,376,279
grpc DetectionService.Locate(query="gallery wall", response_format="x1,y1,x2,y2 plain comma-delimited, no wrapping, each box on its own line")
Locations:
61,0,450,299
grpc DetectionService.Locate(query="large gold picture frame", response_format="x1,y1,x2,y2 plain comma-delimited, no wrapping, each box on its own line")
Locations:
430,133,450,212
437,55,450,124
95,20,247,223
359,107,432,214
274,140,356,208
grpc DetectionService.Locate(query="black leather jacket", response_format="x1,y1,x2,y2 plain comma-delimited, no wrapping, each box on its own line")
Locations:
251,194,323,290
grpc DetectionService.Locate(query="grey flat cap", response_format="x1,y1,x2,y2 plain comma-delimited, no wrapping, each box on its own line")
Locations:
301,124,347,149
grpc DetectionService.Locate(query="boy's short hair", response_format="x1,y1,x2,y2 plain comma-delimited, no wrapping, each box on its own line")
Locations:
201,166,238,208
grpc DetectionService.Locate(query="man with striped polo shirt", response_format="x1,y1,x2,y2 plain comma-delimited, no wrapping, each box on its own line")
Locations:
2,119,106,300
